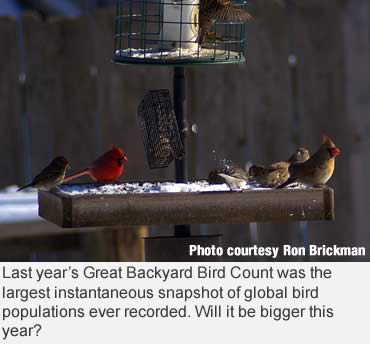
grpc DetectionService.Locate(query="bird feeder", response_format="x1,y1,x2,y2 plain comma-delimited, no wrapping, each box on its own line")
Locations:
137,90,184,169
113,0,247,65
36,1,337,261
112,0,250,241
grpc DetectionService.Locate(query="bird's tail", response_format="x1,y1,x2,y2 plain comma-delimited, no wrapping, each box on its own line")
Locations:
17,183,33,192
63,168,91,183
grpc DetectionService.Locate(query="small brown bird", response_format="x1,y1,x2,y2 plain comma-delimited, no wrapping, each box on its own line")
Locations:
277,136,340,189
249,147,310,187
208,161,248,184
217,173,248,190
17,156,70,192
198,0,253,45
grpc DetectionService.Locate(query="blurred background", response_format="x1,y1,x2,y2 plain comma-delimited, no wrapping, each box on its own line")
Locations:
0,0,116,17
0,0,369,261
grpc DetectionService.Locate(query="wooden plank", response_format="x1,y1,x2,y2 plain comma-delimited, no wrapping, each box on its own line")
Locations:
21,13,98,179
38,186,334,228
290,3,354,247
0,221,103,240
341,0,370,251
80,226,148,261
115,226,147,261
0,231,85,261
0,224,147,261
21,13,60,178
0,17,23,188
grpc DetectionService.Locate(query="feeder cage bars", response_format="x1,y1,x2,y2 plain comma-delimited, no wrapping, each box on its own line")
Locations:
113,0,248,65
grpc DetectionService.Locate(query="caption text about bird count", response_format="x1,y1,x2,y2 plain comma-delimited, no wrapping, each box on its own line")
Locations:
0,262,360,342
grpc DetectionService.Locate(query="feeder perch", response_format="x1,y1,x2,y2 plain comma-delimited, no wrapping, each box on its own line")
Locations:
113,0,248,65
38,185,334,228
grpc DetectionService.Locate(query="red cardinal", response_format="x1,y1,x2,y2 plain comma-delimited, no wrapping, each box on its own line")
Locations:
63,145,128,183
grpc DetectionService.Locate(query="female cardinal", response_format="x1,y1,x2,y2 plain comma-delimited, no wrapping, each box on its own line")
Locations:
277,136,340,189
17,157,70,191
249,147,310,187
198,0,253,45
63,145,128,183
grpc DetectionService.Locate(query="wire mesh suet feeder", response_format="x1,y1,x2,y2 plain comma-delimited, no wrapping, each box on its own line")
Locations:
113,0,249,65
138,90,184,169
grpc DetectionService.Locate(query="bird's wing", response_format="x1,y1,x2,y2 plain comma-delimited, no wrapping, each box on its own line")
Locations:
198,0,252,44
218,173,246,190
270,161,289,169
213,1,253,22
231,167,248,180
249,164,276,177
289,162,317,179
32,164,63,185
231,172,248,180
198,0,218,42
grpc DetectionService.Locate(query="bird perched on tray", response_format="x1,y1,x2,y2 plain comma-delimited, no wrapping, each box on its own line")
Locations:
198,0,253,45
249,147,310,187
217,173,248,191
277,136,340,189
63,145,128,183
17,156,70,192
208,162,248,191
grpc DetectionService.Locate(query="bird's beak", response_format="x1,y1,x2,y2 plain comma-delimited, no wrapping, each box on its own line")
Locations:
67,164,71,170
331,147,341,157
124,156,128,163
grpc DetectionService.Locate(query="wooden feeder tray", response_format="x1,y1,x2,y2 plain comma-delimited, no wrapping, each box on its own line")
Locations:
38,182,334,228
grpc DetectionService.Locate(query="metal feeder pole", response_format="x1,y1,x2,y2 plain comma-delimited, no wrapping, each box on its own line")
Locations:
173,66,190,237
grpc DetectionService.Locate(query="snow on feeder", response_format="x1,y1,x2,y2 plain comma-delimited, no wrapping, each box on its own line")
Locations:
113,0,249,64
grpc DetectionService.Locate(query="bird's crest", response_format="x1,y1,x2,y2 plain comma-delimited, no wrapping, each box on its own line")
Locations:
111,144,125,156
111,144,128,162
322,135,335,147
